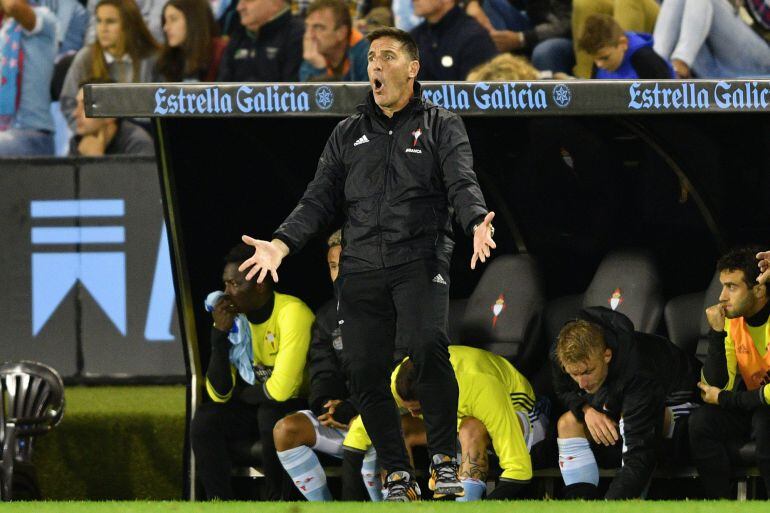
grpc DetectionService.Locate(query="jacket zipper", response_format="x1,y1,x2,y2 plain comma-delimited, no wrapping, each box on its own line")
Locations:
377,127,395,268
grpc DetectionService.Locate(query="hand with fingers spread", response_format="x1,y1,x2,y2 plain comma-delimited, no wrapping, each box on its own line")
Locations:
471,211,497,270
583,405,619,446
757,250,770,285
238,236,290,283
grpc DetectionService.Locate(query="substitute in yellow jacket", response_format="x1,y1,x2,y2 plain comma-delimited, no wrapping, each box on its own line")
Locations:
691,246,770,498
344,345,548,500
192,243,314,501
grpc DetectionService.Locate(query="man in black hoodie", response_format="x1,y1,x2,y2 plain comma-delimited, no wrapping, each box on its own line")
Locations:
552,307,700,499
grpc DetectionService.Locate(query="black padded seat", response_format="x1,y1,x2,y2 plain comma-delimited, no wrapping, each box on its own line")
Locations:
458,254,545,376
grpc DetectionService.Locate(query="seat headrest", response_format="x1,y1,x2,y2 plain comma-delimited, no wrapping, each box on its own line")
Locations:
699,271,723,337
460,254,544,348
583,249,663,333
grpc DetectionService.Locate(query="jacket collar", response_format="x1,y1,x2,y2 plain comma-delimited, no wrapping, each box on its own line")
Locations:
357,81,426,118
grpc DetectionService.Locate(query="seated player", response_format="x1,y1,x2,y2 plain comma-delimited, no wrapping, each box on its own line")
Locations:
343,345,549,501
191,243,314,500
553,306,700,499
689,246,770,498
272,230,364,501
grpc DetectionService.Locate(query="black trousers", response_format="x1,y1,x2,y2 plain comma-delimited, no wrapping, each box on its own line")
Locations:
341,449,370,500
190,398,305,500
689,404,770,498
338,258,459,474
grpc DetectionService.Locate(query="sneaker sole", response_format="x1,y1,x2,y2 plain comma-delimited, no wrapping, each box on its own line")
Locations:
429,478,465,498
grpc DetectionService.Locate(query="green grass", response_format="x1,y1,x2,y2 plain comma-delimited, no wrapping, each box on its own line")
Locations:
2,501,767,513
33,386,186,500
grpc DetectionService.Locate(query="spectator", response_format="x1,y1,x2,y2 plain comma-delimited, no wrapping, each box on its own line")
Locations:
300,0,369,82
153,0,227,81
38,0,89,57
690,246,770,499
0,0,57,156
410,0,498,80
465,0,575,75
356,0,421,31
466,49,572,79
60,0,158,130
193,243,314,500
653,0,770,78
572,0,660,78
217,0,304,82
359,6,394,34
87,0,166,42
578,13,673,79
69,81,154,156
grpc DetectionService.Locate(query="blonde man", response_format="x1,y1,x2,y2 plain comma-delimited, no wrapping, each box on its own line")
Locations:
553,307,700,499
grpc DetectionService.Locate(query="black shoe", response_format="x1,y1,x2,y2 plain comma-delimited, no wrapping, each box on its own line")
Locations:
429,454,464,498
384,470,421,502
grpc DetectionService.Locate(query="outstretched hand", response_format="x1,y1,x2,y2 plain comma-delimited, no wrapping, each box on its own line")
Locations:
757,250,770,285
238,235,288,283
471,211,496,270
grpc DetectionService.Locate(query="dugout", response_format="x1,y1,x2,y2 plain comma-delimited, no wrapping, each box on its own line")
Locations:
87,79,770,499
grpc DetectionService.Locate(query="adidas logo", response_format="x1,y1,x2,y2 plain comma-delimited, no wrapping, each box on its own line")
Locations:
432,274,447,285
354,134,370,147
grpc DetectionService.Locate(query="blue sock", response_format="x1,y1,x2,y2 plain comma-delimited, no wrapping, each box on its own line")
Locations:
361,447,383,501
277,446,332,501
557,437,599,486
456,478,486,501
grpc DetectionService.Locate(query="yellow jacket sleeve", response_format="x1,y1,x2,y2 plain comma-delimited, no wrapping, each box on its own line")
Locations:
466,375,532,482
264,303,314,401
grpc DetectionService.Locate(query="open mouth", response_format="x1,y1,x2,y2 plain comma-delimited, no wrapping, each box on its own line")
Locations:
373,78,384,93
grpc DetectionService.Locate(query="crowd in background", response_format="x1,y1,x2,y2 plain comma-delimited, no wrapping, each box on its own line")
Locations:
1,0,770,157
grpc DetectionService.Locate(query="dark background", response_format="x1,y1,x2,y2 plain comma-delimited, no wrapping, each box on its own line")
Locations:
160,112,770,376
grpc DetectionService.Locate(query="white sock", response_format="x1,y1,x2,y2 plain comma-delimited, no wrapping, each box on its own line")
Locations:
277,446,332,501
361,447,383,501
557,437,599,486
456,478,486,501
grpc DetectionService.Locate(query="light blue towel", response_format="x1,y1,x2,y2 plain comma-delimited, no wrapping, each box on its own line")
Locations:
204,291,255,385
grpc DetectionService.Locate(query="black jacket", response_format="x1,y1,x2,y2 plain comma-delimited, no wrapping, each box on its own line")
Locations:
308,300,356,423
273,85,489,275
217,9,304,82
411,6,499,81
552,307,701,499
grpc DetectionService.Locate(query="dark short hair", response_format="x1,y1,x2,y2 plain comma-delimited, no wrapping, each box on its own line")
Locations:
577,14,624,54
223,243,274,285
307,0,351,30
394,358,417,401
367,27,419,61
716,245,766,288
224,243,254,266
